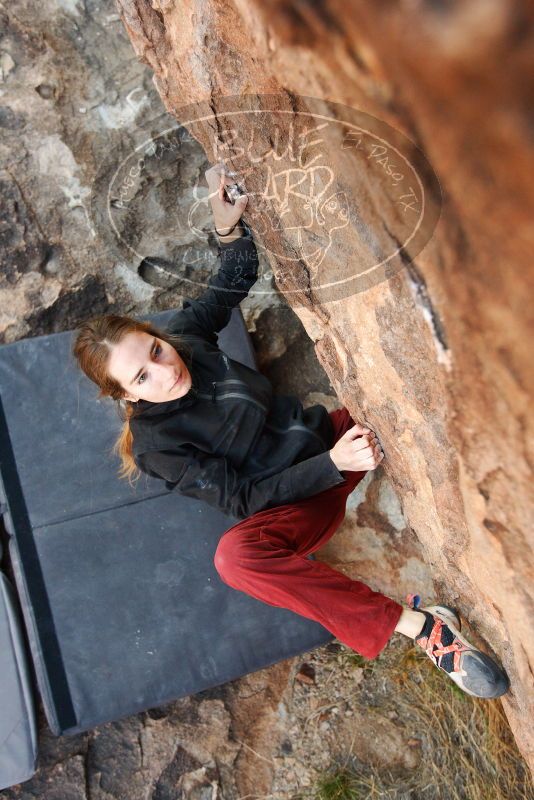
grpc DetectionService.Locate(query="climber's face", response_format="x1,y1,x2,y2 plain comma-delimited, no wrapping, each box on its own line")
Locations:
108,331,192,403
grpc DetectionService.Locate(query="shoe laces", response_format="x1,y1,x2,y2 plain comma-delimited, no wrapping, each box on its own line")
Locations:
406,593,470,673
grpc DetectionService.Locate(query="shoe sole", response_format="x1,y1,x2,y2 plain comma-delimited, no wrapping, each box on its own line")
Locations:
420,612,511,699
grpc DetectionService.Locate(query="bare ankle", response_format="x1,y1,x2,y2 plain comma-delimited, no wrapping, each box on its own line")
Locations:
395,608,426,639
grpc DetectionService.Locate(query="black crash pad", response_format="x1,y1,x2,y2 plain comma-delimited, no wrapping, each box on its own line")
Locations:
0,307,333,737
0,558,38,790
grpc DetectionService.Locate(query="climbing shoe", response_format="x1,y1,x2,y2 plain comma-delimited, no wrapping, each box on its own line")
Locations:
422,603,462,631
406,593,510,699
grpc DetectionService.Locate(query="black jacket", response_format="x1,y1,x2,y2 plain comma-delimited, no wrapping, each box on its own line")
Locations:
130,227,347,520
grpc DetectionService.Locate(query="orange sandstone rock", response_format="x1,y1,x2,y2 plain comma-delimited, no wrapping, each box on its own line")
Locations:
115,0,534,769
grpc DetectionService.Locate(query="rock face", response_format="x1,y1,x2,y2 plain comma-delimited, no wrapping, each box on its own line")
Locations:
1,0,532,791
0,1,440,794
114,0,534,767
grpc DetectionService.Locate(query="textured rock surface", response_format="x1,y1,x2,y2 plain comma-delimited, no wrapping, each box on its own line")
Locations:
113,0,534,768
0,0,439,794
0,0,532,794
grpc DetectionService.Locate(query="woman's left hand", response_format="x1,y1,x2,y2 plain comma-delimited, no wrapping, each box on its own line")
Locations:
205,162,248,234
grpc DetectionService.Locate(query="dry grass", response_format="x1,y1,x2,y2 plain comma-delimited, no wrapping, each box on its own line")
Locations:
292,639,533,800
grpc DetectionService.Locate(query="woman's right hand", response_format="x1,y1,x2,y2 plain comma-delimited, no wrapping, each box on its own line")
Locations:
329,423,384,473
205,161,249,234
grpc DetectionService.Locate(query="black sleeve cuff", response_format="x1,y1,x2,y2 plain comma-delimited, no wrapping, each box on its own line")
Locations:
288,450,347,500
218,221,253,248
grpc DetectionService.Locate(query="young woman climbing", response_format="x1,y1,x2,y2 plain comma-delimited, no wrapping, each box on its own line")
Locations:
73,162,509,699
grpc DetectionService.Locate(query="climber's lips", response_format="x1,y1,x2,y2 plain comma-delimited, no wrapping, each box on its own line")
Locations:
170,372,182,392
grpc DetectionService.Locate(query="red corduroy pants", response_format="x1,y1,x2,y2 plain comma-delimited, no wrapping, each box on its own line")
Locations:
213,407,404,659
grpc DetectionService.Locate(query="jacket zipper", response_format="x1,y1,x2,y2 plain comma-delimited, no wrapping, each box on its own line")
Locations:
196,378,269,414
199,381,324,447
196,389,269,414
213,378,260,389
210,378,255,403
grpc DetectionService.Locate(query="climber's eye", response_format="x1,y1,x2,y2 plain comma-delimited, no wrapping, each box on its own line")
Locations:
138,341,161,385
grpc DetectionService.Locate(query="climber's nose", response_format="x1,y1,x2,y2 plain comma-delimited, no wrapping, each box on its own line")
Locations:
153,360,174,383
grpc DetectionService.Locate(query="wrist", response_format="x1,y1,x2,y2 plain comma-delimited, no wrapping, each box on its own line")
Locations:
215,220,245,243
327,449,346,478
328,449,340,470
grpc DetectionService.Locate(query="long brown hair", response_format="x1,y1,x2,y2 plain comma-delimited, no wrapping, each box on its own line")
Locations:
72,314,191,487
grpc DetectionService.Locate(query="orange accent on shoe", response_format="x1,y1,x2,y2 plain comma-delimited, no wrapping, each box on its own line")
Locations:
433,639,471,672
416,616,471,672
